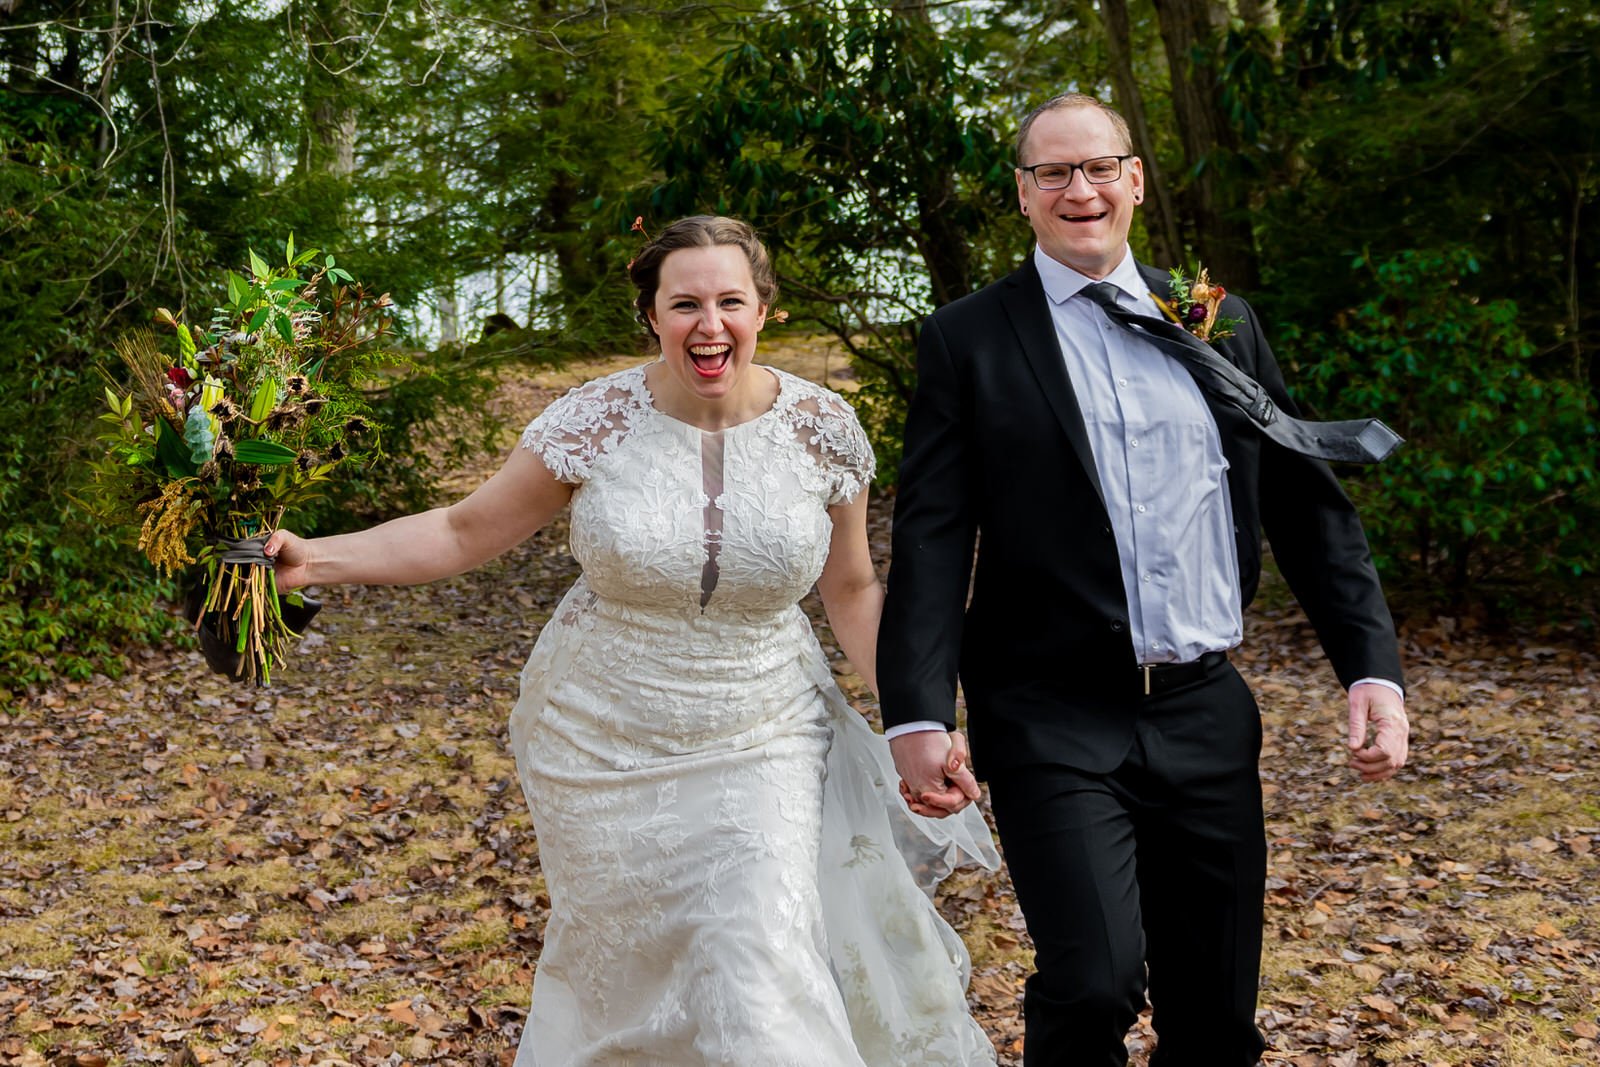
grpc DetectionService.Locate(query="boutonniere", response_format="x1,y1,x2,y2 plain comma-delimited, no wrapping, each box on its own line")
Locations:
1151,265,1244,343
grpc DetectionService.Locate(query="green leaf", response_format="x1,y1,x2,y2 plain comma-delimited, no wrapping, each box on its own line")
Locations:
267,278,304,292
155,419,198,478
247,307,271,334
274,313,295,344
227,271,247,309
248,247,271,280
104,386,122,414
233,440,298,465
248,378,278,423
177,323,196,362
325,254,335,269
285,232,296,265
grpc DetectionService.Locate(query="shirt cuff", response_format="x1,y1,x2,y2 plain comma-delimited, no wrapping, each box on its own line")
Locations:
1351,677,1405,702
884,720,950,741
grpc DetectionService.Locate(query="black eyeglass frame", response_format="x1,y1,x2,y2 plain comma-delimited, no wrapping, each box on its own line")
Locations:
1017,155,1135,190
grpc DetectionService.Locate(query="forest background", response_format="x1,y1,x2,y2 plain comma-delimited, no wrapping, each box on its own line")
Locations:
1,0,1597,699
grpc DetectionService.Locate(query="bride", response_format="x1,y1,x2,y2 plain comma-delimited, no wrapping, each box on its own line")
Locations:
264,215,999,1065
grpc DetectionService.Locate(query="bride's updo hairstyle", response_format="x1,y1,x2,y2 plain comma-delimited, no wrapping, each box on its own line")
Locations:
628,216,778,340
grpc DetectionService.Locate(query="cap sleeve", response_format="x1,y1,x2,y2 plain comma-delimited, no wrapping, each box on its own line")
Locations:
519,373,643,485
786,386,877,506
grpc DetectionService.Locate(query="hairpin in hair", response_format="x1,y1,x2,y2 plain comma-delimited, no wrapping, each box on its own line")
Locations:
626,216,651,271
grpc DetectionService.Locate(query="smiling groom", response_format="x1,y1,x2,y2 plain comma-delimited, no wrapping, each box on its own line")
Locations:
876,93,1410,1066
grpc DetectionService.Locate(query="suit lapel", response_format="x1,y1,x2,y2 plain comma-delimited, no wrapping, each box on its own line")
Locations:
999,258,1106,510
1135,262,1170,311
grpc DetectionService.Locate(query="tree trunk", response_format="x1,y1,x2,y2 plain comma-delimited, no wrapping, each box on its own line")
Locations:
1150,0,1261,290
95,0,121,161
1095,0,1183,268
437,277,459,344
543,165,604,298
897,0,972,306
297,0,358,180
915,170,974,307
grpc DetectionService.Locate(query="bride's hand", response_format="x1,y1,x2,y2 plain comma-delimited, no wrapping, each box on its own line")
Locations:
262,529,313,592
890,729,981,818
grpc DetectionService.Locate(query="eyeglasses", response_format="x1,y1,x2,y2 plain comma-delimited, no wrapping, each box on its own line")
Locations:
1018,155,1134,190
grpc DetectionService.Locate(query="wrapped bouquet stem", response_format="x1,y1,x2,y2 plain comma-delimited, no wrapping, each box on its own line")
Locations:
184,531,321,685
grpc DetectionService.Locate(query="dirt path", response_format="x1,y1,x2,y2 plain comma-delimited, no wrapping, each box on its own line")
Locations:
3,346,1597,1066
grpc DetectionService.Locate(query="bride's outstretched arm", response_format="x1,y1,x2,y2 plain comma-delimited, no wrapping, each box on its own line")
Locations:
815,491,884,698
263,445,573,591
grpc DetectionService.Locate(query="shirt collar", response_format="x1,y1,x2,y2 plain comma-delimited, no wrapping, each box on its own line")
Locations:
1033,244,1148,307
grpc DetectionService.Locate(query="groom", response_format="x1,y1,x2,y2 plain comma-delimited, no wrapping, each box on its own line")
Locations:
877,93,1409,1066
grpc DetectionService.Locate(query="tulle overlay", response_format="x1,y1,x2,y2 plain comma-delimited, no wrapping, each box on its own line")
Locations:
508,366,998,1066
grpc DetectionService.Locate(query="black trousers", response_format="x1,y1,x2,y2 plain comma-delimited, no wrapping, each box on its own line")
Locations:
986,658,1269,1067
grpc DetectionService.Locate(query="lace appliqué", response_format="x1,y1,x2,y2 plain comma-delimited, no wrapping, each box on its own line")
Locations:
519,373,650,484
769,375,877,505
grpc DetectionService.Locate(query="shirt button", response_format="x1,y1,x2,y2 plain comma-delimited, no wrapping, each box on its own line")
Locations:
1136,504,1147,514
1110,618,1126,633
1130,438,1140,448
1142,573,1152,583
1118,378,1128,388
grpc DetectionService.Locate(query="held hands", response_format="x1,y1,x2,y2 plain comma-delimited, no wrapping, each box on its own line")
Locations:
888,729,982,818
1348,682,1409,782
261,530,312,593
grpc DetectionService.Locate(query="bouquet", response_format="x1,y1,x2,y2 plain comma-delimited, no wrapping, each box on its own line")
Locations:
89,236,393,684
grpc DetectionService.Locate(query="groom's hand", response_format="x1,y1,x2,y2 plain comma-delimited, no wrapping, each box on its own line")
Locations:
1348,683,1409,782
889,729,981,818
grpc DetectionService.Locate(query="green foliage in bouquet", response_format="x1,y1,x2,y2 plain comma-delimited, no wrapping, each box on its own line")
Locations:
87,237,394,684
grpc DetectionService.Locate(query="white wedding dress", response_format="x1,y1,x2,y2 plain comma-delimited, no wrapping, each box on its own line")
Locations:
509,364,999,1066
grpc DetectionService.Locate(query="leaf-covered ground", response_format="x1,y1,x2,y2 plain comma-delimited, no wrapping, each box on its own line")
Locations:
4,348,1597,1066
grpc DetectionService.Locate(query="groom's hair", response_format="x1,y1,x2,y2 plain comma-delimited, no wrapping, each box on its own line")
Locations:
1014,93,1134,164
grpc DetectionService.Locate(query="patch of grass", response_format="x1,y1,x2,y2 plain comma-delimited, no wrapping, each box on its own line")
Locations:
231,856,307,895
134,931,192,975
74,825,166,872
256,911,311,943
439,916,510,954
318,901,420,945
0,920,75,967
86,869,169,902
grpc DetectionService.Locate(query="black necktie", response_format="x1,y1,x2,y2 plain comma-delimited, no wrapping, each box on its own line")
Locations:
1079,282,1402,464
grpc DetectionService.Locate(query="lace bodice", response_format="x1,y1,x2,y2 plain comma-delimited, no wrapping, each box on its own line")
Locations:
520,364,874,621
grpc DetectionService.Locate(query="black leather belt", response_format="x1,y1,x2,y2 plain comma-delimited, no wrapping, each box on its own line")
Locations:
1139,650,1229,696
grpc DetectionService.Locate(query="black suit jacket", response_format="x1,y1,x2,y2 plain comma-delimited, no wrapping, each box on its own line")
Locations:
877,256,1403,775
